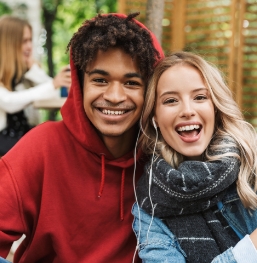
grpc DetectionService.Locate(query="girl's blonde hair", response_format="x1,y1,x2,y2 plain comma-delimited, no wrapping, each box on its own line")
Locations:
140,51,257,209
0,15,32,90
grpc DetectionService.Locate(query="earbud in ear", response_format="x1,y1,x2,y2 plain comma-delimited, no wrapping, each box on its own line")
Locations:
152,117,157,130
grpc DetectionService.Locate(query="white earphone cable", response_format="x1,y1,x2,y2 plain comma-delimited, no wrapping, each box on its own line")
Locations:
132,128,142,263
146,118,158,242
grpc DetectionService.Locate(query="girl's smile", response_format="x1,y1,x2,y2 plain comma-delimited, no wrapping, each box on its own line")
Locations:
154,64,215,160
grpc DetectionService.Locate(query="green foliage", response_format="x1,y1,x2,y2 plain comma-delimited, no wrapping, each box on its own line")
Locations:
96,0,117,13
42,0,62,13
40,0,117,121
53,0,96,69
0,1,12,16
50,0,117,71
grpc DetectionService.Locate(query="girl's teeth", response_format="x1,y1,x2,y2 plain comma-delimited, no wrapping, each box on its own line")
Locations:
177,125,200,131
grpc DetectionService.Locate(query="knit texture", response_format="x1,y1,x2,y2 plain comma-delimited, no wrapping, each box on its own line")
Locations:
136,137,241,262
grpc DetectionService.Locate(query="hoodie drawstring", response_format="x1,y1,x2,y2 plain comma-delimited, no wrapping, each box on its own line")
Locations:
98,154,105,198
120,168,125,221
98,154,126,221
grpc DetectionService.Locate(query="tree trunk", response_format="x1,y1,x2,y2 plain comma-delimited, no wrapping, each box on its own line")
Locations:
43,13,55,77
41,0,62,121
42,0,62,77
145,0,165,44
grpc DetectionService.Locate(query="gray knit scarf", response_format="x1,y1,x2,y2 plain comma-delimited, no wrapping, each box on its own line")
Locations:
136,138,241,262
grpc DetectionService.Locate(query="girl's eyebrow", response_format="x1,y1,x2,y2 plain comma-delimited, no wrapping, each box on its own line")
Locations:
159,87,207,97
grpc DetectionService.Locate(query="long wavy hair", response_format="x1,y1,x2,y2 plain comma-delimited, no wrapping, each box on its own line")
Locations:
0,15,31,90
140,51,257,209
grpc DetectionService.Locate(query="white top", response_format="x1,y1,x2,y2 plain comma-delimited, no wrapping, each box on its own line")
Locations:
0,64,59,131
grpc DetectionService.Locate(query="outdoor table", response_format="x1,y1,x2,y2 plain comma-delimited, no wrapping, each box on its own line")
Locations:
33,97,66,109
33,97,66,121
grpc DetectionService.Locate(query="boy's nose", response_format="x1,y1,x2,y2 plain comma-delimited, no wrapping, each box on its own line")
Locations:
103,83,127,104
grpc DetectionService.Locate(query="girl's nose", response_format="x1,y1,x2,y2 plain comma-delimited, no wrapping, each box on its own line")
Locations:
179,102,196,118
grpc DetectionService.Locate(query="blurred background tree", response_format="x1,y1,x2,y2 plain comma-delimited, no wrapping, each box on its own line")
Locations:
0,1,11,14
41,0,117,120
0,0,117,123
145,0,164,44
42,0,62,77
0,0,117,76
42,0,117,77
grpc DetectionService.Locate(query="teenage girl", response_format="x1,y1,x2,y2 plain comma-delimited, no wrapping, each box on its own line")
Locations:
132,52,257,263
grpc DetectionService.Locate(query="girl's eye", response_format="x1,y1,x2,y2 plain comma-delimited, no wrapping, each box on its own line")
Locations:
195,95,207,100
164,98,177,104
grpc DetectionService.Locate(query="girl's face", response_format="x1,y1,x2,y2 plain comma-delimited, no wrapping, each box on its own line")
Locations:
22,25,32,66
154,64,215,160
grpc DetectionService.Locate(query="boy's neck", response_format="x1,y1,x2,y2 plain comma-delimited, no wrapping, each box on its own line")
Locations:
101,127,138,158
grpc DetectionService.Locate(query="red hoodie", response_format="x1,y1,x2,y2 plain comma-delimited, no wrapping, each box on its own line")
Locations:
0,14,164,263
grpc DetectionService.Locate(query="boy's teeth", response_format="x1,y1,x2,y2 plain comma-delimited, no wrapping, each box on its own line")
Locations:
177,125,200,132
102,109,125,115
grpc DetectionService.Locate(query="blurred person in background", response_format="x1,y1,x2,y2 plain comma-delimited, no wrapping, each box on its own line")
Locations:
0,15,71,156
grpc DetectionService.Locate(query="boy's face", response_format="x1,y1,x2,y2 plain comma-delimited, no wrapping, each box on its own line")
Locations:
83,48,145,147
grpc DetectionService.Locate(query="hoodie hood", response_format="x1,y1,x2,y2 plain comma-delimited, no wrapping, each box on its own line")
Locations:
61,13,164,165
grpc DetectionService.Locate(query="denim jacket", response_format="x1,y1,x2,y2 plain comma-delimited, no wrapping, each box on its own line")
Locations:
132,186,257,263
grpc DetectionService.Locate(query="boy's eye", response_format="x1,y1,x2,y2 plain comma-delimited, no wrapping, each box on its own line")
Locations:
164,98,177,104
125,80,141,86
93,78,107,83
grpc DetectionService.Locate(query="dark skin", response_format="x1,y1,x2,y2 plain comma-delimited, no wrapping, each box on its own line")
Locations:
68,13,161,157
83,48,145,158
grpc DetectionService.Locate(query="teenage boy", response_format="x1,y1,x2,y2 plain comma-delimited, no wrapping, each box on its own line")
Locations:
0,13,164,263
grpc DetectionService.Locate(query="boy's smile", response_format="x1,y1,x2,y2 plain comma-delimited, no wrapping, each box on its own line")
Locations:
83,48,145,157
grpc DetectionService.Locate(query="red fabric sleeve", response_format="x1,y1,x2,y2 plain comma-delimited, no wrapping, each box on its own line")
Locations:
0,159,25,257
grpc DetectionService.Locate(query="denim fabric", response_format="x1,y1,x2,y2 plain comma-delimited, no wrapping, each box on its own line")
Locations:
0,258,10,263
132,203,186,263
132,186,257,263
220,187,257,236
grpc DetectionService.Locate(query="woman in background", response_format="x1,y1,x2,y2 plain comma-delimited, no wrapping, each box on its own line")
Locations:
0,15,71,155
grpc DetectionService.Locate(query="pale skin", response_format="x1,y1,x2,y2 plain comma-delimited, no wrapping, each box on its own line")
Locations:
52,65,71,89
154,64,257,250
154,64,215,160
250,229,257,249
22,26,71,90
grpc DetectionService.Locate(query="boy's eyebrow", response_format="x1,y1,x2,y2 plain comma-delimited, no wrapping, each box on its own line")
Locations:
86,69,142,79
125,72,142,79
86,69,109,76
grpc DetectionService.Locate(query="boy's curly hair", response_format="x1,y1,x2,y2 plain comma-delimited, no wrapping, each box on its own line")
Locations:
67,12,161,84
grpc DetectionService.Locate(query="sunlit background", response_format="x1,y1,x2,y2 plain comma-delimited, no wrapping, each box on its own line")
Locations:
1,0,257,128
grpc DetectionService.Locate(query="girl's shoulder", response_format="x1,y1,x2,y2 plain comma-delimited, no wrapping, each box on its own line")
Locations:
222,183,257,235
